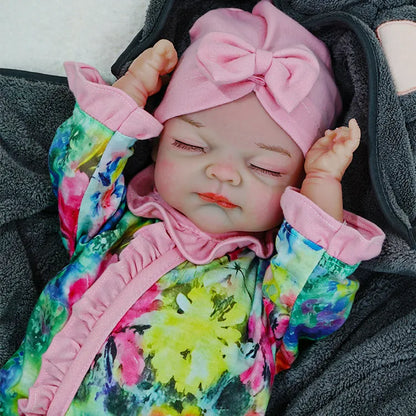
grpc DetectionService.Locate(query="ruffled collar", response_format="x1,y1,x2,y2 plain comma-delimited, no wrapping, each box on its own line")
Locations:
126,165,275,264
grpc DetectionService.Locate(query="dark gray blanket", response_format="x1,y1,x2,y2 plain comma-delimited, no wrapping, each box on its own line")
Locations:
1,0,415,415
0,71,72,364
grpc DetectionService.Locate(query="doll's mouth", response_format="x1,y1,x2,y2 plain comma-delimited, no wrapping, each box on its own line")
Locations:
198,193,238,209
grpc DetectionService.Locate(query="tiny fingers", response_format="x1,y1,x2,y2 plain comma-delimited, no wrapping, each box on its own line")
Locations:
153,39,178,74
348,118,359,130
153,39,173,51
343,119,361,153
348,118,361,142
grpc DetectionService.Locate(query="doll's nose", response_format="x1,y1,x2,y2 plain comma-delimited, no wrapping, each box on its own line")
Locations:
206,163,241,185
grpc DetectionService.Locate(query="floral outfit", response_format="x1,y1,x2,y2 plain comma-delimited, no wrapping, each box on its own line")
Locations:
0,63,384,416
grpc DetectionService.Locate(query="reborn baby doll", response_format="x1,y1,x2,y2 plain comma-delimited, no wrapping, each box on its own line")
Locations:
0,1,384,415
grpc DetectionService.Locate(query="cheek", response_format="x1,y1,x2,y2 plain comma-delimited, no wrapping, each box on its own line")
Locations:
154,158,176,188
249,187,284,228
154,156,186,209
154,158,176,193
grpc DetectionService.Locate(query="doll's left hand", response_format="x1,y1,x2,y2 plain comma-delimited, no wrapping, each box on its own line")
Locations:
304,119,361,182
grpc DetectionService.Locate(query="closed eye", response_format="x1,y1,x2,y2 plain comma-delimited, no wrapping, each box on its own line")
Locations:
250,164,282,177
172,139,206,153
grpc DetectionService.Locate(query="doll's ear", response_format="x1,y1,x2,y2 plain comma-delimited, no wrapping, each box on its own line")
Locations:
151,137,160,162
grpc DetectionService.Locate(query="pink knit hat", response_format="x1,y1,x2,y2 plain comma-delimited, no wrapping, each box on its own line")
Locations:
154,0,342,155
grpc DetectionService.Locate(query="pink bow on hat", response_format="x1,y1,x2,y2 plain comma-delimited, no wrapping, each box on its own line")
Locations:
196,32,320,113
155,1,342,155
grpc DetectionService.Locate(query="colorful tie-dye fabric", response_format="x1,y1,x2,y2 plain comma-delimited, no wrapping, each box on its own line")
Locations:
0,105,359,416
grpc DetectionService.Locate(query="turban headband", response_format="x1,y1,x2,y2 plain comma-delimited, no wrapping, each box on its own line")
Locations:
155,0,342,154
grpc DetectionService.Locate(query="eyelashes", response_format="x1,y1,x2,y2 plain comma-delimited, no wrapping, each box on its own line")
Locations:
171,139,282,178
172,139,206,153
249,164,282,177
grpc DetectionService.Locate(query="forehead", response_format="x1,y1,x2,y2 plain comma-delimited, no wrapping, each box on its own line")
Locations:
178,93,301,154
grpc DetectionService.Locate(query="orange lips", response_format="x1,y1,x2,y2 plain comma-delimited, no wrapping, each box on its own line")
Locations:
198,193,238,209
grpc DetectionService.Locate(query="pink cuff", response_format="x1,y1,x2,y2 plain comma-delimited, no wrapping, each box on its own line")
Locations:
281,187,385,265
64,62,163,140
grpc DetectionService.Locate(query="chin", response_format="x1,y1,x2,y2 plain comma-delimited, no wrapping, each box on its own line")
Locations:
194,221,259,235
194,221,232,235
189,213,273,234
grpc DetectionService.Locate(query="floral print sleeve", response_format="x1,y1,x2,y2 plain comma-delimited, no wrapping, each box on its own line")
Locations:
48,62,163,258
49,104,137,256
263,221,359,372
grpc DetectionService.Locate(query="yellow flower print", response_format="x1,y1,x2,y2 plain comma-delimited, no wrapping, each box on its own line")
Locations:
149,404,202,416
142,286,247,395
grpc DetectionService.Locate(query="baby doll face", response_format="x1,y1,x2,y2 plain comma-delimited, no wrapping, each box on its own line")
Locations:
154,93,304,234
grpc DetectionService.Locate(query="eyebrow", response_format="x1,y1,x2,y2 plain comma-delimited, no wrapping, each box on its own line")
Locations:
179,115,205,128
256,142,292,158
177,117,292,157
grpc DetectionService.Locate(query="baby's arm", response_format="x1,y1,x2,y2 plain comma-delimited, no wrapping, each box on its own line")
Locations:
49,43,176,256
300,119,361,222
266,120,385,373
113,39,177,107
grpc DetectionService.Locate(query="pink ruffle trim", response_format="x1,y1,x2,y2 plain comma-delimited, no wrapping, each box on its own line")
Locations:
18,224,183,415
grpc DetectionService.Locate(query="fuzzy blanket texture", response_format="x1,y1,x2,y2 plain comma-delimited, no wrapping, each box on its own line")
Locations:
1,0,415,415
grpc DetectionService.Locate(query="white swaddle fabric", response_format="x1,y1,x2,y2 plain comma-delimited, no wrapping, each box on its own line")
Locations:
0,0,150,82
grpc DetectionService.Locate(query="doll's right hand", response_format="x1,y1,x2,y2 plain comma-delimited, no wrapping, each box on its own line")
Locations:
113,39,178,107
